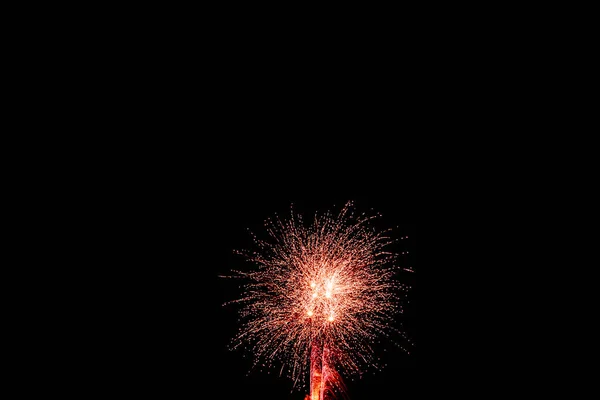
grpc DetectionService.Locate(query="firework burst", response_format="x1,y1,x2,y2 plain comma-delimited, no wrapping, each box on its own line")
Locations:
223,201,412,399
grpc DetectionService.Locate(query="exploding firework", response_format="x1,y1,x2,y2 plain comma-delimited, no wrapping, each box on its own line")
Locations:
223,201,412,399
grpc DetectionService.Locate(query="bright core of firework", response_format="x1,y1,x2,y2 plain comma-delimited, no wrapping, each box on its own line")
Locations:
224,202,409,392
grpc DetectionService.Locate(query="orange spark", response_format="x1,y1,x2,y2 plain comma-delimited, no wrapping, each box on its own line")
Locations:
224,201,412,398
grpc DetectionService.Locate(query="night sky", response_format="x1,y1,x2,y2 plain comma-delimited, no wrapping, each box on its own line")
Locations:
128,190,416,399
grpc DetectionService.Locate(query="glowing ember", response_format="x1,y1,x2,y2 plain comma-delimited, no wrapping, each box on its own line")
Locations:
223,201,411,399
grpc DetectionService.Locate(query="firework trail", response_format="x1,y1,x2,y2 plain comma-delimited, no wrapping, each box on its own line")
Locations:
223,201,412,399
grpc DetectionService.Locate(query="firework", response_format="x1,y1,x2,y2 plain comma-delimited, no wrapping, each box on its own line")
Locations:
223,201,411,399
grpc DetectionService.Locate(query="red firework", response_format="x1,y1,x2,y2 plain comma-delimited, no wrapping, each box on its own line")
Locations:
224,201,411,399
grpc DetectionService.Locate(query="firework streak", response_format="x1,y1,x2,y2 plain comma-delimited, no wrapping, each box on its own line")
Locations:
223,202,411,399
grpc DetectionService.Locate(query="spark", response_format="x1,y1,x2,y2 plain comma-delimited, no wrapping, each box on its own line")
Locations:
223,201,412,399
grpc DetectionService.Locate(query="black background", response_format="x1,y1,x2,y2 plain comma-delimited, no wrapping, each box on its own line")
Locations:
121,187,417,399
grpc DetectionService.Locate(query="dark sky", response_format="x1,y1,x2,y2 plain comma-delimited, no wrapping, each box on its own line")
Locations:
126,190,416,399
